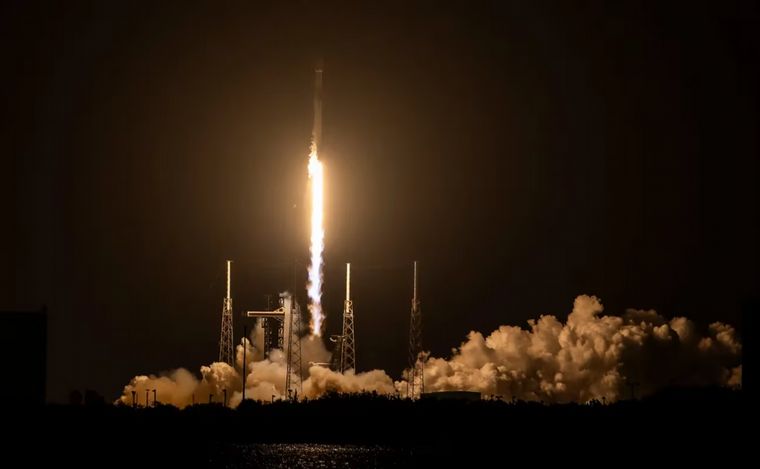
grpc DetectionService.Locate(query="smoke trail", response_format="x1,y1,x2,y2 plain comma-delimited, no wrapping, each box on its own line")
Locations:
307,147,325,336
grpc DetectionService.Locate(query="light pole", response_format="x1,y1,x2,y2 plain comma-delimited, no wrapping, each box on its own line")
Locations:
242,326,248,403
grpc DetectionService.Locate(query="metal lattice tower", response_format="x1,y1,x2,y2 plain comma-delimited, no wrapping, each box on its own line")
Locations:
247,292,303,398
285,297,303,397
407,261,424,399
340,263,356,373
218,260,234,365
262,295,283,357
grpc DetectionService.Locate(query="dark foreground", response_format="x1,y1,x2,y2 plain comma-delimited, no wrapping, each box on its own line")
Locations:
6,387,746,467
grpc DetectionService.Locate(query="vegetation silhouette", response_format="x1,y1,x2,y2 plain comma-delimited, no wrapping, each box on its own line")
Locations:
7,386,744,466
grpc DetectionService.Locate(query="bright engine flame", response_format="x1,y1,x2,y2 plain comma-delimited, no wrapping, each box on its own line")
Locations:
307,147,325,336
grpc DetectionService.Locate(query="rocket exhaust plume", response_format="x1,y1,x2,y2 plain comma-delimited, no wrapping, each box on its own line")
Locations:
307,66,325,336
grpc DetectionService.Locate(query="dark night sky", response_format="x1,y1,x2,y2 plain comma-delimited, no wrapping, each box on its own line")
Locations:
2,1,758,402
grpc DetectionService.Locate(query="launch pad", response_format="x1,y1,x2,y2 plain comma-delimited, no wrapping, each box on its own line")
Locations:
213,66,424,403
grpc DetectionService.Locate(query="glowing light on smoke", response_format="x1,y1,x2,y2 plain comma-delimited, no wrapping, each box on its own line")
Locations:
307,145,325,336
118,295,741,407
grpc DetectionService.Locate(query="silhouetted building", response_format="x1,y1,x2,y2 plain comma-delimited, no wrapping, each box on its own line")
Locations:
0,308,47,405
69,390,83,406
84,389,105,407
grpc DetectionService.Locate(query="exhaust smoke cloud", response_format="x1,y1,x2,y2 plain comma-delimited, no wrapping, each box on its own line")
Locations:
407,295,742,402
119,322,396,408
119,295,741,407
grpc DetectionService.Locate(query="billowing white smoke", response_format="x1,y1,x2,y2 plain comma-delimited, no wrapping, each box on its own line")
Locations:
118,328,395,408
396,295,742,402
119,362,241,407
119,295,741,407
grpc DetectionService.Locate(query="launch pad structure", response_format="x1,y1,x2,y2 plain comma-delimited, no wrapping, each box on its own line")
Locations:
245,293,304,397
218,257,426,403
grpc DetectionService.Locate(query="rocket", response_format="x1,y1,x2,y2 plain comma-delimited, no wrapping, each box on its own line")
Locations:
311,64,323,155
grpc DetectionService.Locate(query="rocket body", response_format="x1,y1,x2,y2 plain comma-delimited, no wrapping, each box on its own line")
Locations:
311,67,323,155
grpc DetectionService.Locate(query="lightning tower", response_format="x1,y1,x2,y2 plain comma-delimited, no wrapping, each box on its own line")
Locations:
407,261,424,398
340,263,356,372
218,260,234,365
